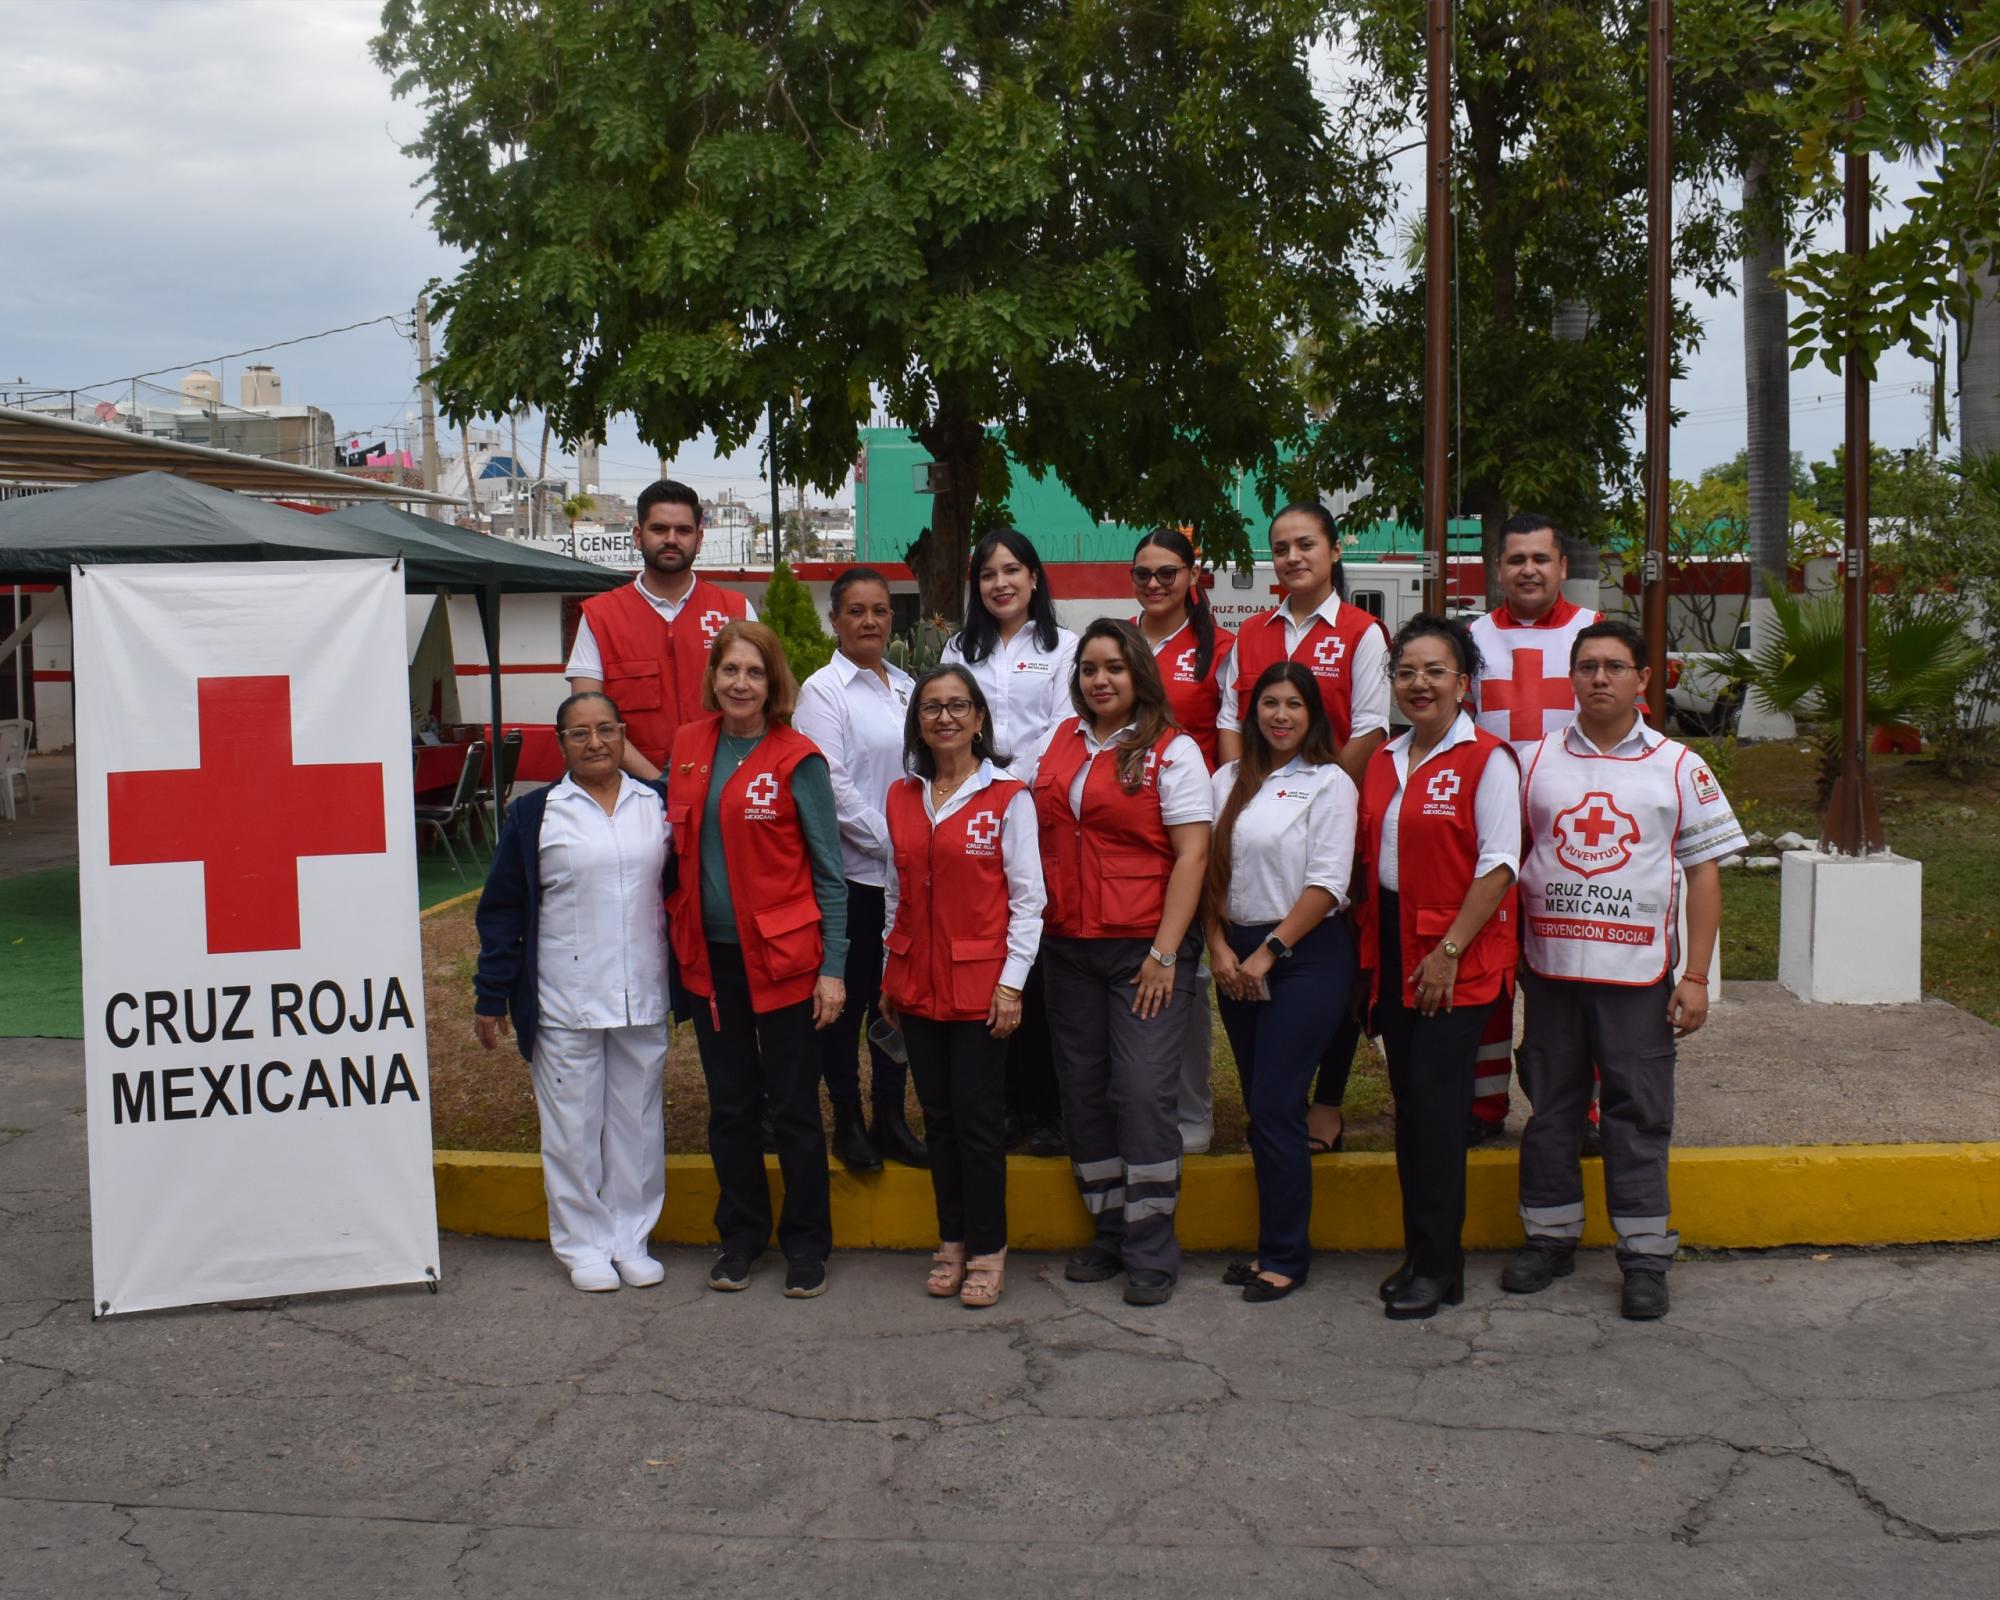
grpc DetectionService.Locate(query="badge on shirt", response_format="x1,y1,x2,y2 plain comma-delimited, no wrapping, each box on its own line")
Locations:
743,771,780,821
1552,792,1641,877
1690,765,1721,806
1013,658,1051,674
964,810,1003,857
1272,785,1312,802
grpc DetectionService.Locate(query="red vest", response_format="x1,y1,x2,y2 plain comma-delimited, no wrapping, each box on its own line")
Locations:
1032,719,1182,940
663,715,822,1014
882,776,1025,1021
579,579,750,768
1232,600,1384,744
1355,729,1520,1010
1144,620,1234,770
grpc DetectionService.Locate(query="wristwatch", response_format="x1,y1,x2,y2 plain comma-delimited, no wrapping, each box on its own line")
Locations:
1440,938,1462,960
1263,935,1292,961
1147,945,1177,968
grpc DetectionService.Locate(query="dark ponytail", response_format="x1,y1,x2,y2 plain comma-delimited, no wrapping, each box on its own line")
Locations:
1133,526,1216,679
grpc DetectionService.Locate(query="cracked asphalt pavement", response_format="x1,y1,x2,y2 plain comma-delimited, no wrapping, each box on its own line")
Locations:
3,1039,1996,1597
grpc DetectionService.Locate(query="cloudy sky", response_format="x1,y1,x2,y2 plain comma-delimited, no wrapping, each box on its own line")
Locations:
0,0,1943,516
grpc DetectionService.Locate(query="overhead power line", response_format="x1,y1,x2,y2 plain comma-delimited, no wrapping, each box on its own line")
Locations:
21,314,412,400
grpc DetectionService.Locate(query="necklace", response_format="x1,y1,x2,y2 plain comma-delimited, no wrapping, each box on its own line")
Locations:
931,770,972,803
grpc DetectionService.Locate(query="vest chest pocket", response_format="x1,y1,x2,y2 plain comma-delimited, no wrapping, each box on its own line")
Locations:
664,804,694,855
605,659,663,712
753,895,823,981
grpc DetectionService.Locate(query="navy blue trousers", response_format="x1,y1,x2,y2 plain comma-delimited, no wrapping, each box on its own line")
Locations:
1216,916,1355,1280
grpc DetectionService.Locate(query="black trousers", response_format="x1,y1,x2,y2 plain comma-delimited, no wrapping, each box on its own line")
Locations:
691,941,833,1265
817,880,907,1115
1004,957,1061,1125
903,1014,1010,1256
1374,889,1490,1282
1217,917,1354,1279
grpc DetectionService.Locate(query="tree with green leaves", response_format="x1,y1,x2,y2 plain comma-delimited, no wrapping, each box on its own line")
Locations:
761,560,836,682
374,0,1381,619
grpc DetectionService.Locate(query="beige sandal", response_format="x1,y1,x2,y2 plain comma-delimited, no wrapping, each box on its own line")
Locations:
927,1242,967,1297
959,1248,1006,1308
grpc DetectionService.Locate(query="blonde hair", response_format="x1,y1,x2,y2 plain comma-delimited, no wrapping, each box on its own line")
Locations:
700,619,799,723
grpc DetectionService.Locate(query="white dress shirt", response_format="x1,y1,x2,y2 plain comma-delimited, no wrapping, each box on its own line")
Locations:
1214,592,1391,737
1210,756,1359,924
1031,721,1214,824
882,760,1047,990
1376,710,1521,892
564,579,757,679
940,622,1079,767
535,773,671,1029
792,650,914,887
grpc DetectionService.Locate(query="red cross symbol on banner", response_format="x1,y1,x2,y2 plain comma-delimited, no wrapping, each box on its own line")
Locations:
1480,646,1574,742
106,676,386,955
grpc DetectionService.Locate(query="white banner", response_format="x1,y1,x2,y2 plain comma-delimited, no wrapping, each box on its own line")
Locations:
74,560,440,1316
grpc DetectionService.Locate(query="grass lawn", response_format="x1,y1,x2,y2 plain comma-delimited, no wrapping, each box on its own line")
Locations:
1702,740,2000,1025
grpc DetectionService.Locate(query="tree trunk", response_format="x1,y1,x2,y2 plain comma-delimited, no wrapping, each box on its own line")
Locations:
1963,257,2000,463
1740,150,1798,741
911,406,985,624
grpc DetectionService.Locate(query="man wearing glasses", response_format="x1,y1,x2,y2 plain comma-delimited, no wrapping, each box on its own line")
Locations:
1503,620,1745,1320
1464,514,1605,1146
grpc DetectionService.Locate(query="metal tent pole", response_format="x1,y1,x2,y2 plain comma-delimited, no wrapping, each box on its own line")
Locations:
1642,0,1674,727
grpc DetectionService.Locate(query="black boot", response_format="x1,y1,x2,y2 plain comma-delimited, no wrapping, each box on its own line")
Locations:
830,1104,882,1173
1621,1267,1670,1320
1378,1257,1415,1303
871,1106,929,1168
1499,1238,1577,1295
1385,1268,1465,1321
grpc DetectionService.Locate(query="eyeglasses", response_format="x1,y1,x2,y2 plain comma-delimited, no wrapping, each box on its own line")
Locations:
1130,565,1187,589
558,722,624,744
918,699,976,721
1573,661,1638,680
1390,665,1462,687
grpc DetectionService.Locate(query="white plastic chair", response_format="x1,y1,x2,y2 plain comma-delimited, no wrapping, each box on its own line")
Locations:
0,719,29,822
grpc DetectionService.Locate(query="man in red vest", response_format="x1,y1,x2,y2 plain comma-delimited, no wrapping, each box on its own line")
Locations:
566,479,756,780
1465,513,1603,1148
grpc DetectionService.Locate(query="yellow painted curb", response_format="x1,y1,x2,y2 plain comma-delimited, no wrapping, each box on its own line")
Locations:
422,888,482,919
434,1142,2000,1253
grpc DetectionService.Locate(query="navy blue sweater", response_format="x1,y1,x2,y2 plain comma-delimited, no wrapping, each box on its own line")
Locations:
472,781,670,1064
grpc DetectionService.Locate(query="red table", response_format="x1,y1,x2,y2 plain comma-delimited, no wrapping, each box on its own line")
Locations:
413,726,564,801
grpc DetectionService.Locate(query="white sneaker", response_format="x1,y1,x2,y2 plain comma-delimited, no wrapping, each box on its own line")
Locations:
569,1262,620,1292
1180,1125,1213,1156
614,1255,665,1288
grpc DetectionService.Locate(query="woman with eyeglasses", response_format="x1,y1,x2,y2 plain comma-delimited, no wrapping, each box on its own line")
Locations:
942,528,1078,1158
664,621,848,1300
793,567,926,1175
878,667,1045,1308
1357,614,1521,1321
473,692,670,1293
1031,619,1212,1307
1205,663,1359,1302
1129,526,1233,1156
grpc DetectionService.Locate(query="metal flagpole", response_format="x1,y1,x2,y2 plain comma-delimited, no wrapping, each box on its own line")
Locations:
1824,0,1884,851
1642,0,1674,728
1422,0,1452,616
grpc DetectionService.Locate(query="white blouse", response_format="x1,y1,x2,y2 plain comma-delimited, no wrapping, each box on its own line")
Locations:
1376,711,1522,893
534,773,670,1030
941,623,1079,767
881,761,1047,990
1210,756,1358,925
792,650,915,888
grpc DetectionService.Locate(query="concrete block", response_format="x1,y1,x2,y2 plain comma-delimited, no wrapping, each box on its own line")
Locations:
1779,850,1923,1003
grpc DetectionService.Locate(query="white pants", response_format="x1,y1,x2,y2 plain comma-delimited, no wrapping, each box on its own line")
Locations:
531,1023,667,1271
1178,966,1214,1149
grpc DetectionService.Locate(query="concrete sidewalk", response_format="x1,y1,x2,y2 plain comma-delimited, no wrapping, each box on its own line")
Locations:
3,1040,1997,1597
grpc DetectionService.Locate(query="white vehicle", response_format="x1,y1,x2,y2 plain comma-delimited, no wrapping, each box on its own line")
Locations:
1666,618,1752,736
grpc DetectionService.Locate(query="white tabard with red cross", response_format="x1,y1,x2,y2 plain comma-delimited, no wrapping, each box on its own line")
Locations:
73,560,439,1316
1469,601,1602,754
1519,731,1685,984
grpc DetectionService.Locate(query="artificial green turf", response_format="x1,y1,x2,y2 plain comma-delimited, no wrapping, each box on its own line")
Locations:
0,856,487,1040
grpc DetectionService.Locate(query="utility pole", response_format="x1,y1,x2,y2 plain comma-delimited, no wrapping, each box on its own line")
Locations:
1825,0,1883,852
768,397,783,564
1641,0,1673,728
1421,0,1452,617
413,293,443,517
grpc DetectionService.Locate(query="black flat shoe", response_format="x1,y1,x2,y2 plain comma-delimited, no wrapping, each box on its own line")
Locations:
870,1109,930,1169
1064,1247,1124,1283
830,1106,882,1174
1385,1272,1465,1320
1378,1258,1415,1303
1222,1259,1260,1287
1123,1269,1176,1306
1243,1273,1304,1303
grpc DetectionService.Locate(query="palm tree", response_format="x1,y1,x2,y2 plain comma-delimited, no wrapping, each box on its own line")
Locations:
1738,149,1798,740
